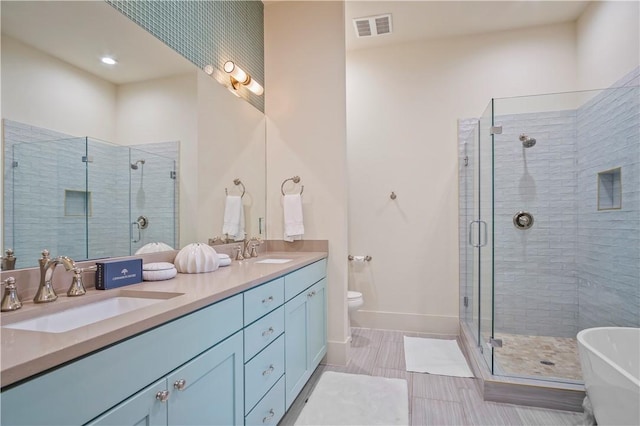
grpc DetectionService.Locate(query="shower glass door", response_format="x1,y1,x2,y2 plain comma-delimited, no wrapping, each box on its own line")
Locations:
477,100,495,371
128,147,177,255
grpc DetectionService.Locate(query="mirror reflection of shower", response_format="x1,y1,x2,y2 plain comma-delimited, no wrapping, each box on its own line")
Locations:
130,159,146,170
131,158,146,209
519,133,536,148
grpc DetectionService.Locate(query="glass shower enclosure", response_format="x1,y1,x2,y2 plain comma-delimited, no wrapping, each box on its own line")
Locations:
460,81,640,383
4,135,178,269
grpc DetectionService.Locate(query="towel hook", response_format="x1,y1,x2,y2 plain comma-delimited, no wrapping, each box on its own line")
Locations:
281,176,304,196
225,178,246,198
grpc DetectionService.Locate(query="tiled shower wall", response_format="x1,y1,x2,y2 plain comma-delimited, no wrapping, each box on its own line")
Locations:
458,118,477,326
3,120,178,269
106,0,264,112
458,67,640,338
492,110,579,337
576,68,640,330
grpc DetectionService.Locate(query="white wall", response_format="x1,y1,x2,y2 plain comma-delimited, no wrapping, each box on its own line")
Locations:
196,72,266,242
347,22,578,334
265,1,349,364
577,1,640,90
1,36,116,141
115,73,198,246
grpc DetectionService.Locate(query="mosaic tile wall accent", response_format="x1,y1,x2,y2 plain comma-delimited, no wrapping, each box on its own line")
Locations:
3,120,178,268
576,67,640,330
105,0,264,112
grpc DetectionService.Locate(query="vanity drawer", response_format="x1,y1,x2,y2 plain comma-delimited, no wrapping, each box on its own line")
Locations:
284,258,327,301
245,375,285,426
244,307,284,362
244,278,284,325
244,335,285,413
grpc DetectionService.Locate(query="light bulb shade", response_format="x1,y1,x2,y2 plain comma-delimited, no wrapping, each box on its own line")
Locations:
223,61,263,96
224,61,248,84
245,78,264,96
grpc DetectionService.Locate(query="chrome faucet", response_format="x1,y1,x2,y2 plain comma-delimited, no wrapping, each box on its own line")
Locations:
34,250,76,303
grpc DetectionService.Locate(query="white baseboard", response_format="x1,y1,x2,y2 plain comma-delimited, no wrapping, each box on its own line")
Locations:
350,310,459,335
325,337,350,366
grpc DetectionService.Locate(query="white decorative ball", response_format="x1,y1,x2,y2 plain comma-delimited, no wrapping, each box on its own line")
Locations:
174,243,220,273
135,242,174,255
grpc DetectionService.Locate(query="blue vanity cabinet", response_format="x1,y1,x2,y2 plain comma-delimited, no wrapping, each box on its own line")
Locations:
1,294,243,426
284,260,327,409
1,257,328,426
90,331,244,426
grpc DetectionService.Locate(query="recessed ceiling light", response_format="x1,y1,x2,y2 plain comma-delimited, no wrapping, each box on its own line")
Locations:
101,56,117,65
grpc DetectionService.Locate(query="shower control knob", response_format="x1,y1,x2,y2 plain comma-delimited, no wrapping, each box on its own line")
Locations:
513,211,534,230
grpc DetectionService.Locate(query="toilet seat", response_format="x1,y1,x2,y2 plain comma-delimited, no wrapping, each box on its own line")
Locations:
348,291,362,300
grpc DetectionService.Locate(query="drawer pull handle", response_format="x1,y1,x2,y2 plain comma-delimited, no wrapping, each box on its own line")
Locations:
173,379,187,391
155,390,170,402
262,296,274,304
262,327,275,337
307,290,316,298
263,409,275,423
262,364,275,376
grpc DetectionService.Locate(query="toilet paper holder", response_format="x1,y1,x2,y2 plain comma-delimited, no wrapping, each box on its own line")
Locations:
348,255,372,262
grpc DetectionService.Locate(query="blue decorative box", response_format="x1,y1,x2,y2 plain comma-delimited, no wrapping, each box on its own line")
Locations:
95,258,143,290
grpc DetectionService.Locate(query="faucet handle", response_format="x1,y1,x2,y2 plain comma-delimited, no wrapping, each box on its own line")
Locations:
1,277,22,312
234,245,244,261
67,265,97,297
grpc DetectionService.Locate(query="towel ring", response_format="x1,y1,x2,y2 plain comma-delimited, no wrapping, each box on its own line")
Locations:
225,178,246,198
281,176,304,196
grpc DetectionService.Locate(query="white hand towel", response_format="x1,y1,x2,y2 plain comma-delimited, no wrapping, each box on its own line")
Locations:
283,194,304,242
222,195,245,241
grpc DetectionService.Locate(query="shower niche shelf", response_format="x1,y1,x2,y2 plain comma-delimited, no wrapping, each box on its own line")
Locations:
597,167,621,210
64,190,92,217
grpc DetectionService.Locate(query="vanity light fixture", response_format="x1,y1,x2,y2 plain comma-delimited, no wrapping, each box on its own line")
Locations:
100,56,117,65
223,61,264,96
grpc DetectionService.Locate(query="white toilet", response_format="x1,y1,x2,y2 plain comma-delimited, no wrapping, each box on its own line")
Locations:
347,291,364,340
347,291,364,312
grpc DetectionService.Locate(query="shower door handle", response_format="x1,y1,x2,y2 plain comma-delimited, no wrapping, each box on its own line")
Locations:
468,221,480,247
478,220,488,247
132,221,141,243
468,220,488,247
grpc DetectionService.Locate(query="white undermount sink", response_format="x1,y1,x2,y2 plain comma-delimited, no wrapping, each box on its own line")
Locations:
255,258,293,264
3,293,181,334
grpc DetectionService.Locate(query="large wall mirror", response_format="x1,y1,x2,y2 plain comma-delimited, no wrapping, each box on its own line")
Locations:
1,1,266,270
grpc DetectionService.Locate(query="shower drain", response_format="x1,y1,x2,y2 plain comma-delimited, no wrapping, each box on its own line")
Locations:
540,360,555,366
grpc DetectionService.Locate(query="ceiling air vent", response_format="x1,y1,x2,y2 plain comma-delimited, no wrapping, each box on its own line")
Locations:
353,14,392,38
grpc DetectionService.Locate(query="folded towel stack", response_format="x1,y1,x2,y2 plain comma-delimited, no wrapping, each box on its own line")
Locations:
222,195,245,241
283,194,304,242
218,253,231,267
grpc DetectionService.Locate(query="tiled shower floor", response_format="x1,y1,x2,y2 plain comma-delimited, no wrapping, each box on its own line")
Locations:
493,333,583,381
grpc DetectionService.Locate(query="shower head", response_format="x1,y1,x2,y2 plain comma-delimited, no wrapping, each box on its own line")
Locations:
131,159,146,170
519,134,536,148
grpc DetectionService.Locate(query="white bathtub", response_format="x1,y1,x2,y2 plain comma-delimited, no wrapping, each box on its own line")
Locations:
577,327,640,426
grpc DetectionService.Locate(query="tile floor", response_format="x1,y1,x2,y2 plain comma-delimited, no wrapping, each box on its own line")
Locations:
280,328,585,425
493,333,583,381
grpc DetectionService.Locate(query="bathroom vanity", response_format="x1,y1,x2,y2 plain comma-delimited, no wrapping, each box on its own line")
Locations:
0,253,327,425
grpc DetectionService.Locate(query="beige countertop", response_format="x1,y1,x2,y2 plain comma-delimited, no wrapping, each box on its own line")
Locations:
0,251,327,388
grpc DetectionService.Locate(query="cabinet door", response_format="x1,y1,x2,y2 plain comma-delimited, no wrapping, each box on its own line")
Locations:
167,331,244,426
307,278,327,370
284,290,309,409
88,378,168,426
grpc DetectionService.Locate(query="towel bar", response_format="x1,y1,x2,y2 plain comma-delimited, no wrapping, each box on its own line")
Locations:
225,178,246,198
281,176,304,196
